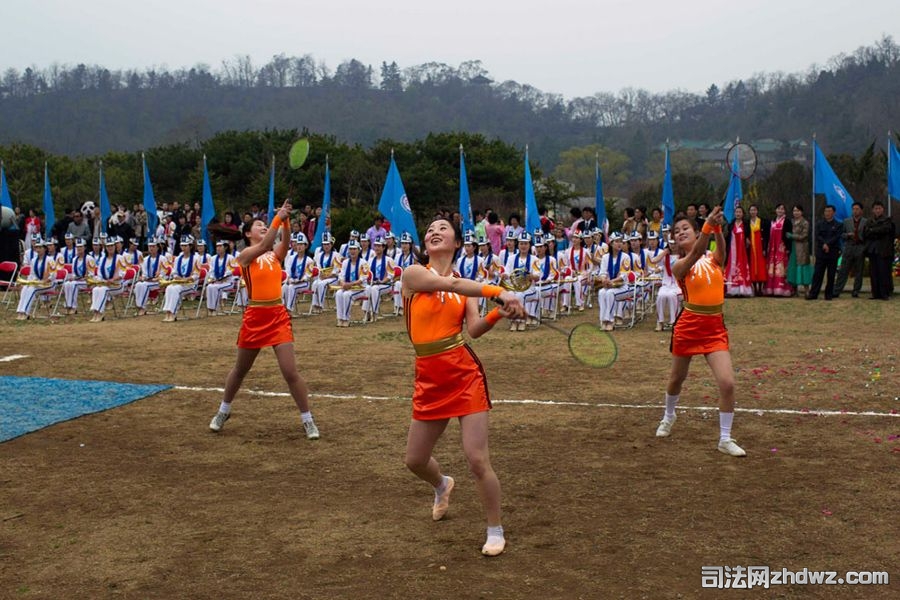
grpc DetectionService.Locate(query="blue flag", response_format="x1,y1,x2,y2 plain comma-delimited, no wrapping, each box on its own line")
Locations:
201,156,215,247
889,138,900,202
459,147,474,235
99,163,111,234
595,159,607,234
662,146,675,227
267,156,275,223
311,161,331,252
378,156,419,246
723,150,742,223
1,163,14,217
43,164,55,238
523,147,540,235
813,141,853,221
143,155,158,239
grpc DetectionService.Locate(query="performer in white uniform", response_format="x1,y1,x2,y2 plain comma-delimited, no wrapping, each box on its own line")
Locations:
123,238,144,271
503,231,537,331
532,234,560,316
596,233,633,331
161,235,201,322
60,233,78,265
649,234,681,331
282,233,314,313
392,232,417,315
15,240,59,320
365,238,395,320
311,232,339,313
560,232,591,311
61,239,95,315
89,238,127,322
132,238,168,316
334,240,369,327
204,240,240,315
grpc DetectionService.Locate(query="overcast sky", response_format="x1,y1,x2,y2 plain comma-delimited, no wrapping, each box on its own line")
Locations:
3,0,898,98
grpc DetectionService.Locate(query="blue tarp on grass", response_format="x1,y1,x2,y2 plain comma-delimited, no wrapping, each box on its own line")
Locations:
0,376,171,442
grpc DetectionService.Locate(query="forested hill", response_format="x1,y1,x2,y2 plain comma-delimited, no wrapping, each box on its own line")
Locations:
1,36,898,173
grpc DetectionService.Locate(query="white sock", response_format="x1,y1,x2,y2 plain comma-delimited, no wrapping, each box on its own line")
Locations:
664,393,679,420
218,401,231,415
719,412,734,441
300,411,313,424
486,525,504,539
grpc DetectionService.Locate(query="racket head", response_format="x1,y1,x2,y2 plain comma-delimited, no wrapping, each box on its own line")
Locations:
289,138,310,170
725,142,757,180
567,323,618,368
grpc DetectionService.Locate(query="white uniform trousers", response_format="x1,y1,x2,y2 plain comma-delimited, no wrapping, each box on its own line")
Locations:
392,280,404,312
517,285,539,319
205,278,237,312
597,286,632,323
311,276,337,308
537,282,559,312
90,282,125,313
162,282,197,314
335,288,367,321
282,280,311,312
656,285,681,325
133,280,160,309
62,279,87,309
366,283,393,316
17,282,56,315
562,276,587,308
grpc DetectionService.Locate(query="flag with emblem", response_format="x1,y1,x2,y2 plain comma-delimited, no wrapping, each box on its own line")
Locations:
378,154,419,246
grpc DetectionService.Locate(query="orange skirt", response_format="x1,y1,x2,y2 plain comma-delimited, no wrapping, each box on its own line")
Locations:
237,305,293,349
412,344,491,420
671,310,729,357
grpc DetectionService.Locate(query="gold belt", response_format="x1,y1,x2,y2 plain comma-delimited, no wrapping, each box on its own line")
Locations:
413,333,465,357
683,302,723,315
248,298,283,307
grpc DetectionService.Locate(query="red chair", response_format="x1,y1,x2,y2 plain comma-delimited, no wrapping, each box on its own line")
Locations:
0,261,20,309
107,267,139,318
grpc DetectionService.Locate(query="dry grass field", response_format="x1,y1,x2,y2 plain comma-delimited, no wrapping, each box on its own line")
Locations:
1,292,898,599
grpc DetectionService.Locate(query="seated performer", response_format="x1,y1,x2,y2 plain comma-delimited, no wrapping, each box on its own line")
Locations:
15,239,59,320
88,238,127,322
123,238,144,271
560,231,591,311
204,240,241,315
133,237,169,316
161,235,201,322
334,239,369,327
649,238,681,331
596,233,633,331
532,234,559,316
365,237,395,320
61,239,96,315
282,233,313,314
310,232,339,313
392,232,418,315
60,233,78,265
502,231,537,331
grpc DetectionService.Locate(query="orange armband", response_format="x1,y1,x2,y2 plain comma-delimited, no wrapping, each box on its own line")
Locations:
271,215,282,229
481,284,504,298
485,307,503,325
701,222,721,235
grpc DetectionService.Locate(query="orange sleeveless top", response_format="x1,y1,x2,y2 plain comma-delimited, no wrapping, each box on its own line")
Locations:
678,251,724,307
243,251,284,302
405,289,466,345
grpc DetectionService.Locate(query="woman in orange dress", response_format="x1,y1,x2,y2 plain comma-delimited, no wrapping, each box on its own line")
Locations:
654,206,746,457
400,218,524,557
208,200,320,440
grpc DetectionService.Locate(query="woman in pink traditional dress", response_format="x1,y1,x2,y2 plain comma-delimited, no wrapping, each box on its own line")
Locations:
747,204,768,296
763,203,792,296
725,206,753,297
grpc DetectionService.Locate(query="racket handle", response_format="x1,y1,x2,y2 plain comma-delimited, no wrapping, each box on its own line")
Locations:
491,297,505,306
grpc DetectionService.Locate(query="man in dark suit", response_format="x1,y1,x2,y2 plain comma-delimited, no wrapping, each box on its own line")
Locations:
863,200,895,300
807,205,843,300
834,201,867,298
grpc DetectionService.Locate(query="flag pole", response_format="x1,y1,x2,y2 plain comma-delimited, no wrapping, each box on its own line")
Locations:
889,131,893,217
811,134,816,250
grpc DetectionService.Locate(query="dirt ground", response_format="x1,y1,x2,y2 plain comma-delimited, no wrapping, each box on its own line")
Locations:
1,294,898,599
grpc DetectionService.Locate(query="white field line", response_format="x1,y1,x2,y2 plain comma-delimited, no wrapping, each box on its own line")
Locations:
0,354,30,363
173,385,900,419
